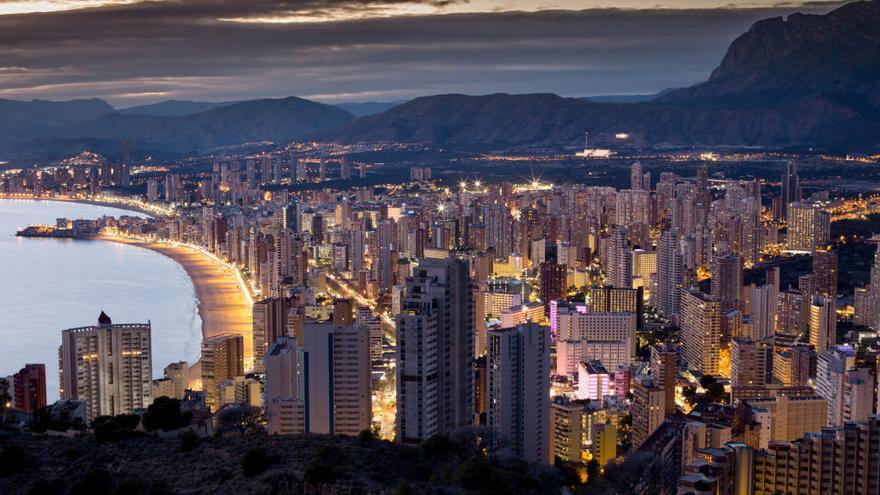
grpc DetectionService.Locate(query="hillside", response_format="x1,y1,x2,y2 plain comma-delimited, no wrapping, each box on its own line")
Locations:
0,97,355,161
118,100,238,117
321,1,880,151
0,98,114,143
0,432,567,495
69,97,355,153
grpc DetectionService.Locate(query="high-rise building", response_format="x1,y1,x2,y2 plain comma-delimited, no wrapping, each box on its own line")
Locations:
680,290,722,376
13,363,46,414
750,284,777,341
812,247,838,298
252,297,290,373
630,161,645,190
631,376,666,449
201,333,244,410
779,160,800,219
487,322,551,464
59,312,152,421
301,321,372,435
654,228,683,319
711,253,743,313
731,337,772,388
263,336,305,435
786,202,830,254
753,416,880,495
539,261,567,316
650,344,677,416
396,258,474,443
808,295,836,354
606,225,632,289
355,306,384,364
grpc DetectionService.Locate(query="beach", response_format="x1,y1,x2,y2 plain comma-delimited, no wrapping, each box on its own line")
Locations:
98,235,254,368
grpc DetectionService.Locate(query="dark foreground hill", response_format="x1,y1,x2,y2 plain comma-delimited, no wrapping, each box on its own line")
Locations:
0,432,566,495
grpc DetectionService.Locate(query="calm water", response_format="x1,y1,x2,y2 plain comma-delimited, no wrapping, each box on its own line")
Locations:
0,200,202,401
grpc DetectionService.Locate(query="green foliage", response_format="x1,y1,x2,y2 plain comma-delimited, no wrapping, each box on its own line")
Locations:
241,447,271,478
142,397,191,432
0,443,27,477
357,428,379,443
27,479,67,495
30,406,86,433
394,481,418,495
92,414,140,443
69,468,114,495
216,404,263,435
304,445,348,485
179,429,201,452
419,434,466,462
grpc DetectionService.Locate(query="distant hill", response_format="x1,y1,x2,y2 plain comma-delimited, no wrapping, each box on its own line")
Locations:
0,98,114,146
68,97,354,153
334,101,405,117
581,94,657,104
322,1,880,151
0,97,354,160
117,100,238,117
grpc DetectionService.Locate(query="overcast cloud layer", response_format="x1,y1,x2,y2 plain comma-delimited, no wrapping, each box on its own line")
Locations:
0,0,847,107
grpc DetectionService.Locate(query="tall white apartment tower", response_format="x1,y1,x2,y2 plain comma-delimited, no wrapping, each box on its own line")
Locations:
396,257,474,443
59,312,152,422
487,322,551,464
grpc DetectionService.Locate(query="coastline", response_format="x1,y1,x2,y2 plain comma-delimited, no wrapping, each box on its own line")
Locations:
0,194,166,219
97,235,254,368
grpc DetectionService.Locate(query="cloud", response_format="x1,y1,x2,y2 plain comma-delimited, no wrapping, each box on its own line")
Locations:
0,0,847,106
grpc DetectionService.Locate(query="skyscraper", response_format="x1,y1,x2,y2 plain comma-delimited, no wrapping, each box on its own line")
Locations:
396,258,474,443
487,322,551,464
13,363,46,414
650,344,677,416
780,160,800,219
680,289,722,376
786,202,830,254
711,253,743,313
631,376,666,449
301,321,372,435
539,261,567,315
59,312,152,421
808,295,836,354
813,247,838,299
201,333,244,410
654,228,683,319
252,297,290,373
606,225,632,289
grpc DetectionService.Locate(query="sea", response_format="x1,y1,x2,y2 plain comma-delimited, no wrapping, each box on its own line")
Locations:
0,199,202,402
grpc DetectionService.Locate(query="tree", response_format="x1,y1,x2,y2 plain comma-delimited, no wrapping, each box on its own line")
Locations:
304,446,348,485
216,404,264,435
142,397,191,432
602,452,678,495
0,444,27,477
241,447,271,478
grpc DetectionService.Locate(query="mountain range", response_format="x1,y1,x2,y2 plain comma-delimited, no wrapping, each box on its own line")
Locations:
0,0,877,163
322,1,880,151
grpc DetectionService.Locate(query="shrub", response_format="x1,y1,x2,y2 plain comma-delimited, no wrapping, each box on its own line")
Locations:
0,443,27,477
179,429,201,452
304,446,347,485
69,468,114,495
142,397,191,432
241,447,271,478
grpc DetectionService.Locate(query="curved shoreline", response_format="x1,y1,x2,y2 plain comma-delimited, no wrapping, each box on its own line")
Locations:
97,235,254,367
0,195,166,219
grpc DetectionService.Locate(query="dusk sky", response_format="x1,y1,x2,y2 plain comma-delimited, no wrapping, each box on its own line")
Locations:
0,0,846,107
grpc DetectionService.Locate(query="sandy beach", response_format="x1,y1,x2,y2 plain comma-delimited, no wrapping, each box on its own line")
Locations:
98,235,254,367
